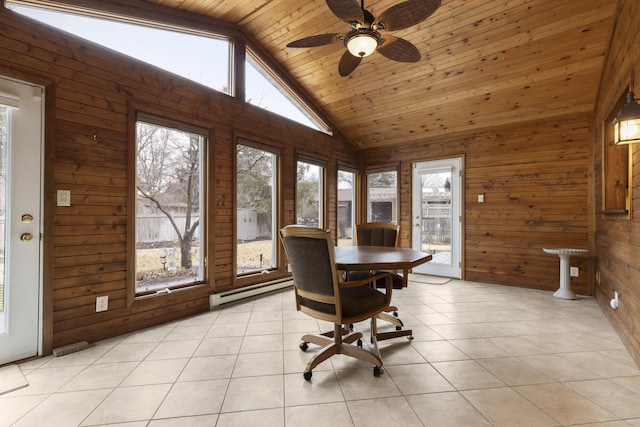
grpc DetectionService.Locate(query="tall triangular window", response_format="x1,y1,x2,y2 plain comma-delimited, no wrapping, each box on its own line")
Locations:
245,53,328,133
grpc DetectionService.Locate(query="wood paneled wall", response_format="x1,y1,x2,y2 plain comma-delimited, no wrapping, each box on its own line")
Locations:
3,0,639,368
593,0,640,366
361,114,592,294
0,7,357,352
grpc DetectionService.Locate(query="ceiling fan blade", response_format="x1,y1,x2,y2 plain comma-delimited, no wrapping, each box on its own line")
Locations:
326,0,364,24
338,50,362,77
287,33,343,48
377,35,421,62
374,0,441,31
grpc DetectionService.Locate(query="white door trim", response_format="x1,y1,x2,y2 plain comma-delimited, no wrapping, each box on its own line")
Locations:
412,157,462,278
0,74,44,364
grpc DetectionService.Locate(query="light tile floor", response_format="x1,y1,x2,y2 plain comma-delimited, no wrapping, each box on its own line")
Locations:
2,277,640,426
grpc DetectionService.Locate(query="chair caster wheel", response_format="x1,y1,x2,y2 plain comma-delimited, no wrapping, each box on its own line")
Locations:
393,311,398,317
373,366,381,377
300,342,309,352
303,371,312,381
357,339,363,348
349,323,354,331
395,326,402,331
407,335,414,340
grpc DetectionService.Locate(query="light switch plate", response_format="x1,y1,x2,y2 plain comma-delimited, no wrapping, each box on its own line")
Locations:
57,190,71,206
570,267,579,277
478,194,485,203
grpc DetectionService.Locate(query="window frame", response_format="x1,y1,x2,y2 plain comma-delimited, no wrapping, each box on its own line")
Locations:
337,165,358,246
245,49,331,133
127,106,211,304
365,167,399,224
234,138,281,280
296,154,327,230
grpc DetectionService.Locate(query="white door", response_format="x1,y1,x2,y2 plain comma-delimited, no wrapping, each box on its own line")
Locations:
0,76,43,365
412,158,462,278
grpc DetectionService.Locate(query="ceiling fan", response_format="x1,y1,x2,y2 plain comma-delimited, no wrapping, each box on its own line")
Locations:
286,0,441,77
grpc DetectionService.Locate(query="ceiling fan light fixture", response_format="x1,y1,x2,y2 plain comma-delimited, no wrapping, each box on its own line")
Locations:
345,28,379,58
286,0,441,76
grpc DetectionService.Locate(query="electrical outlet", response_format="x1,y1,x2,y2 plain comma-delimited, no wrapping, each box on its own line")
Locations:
570,267,579,277
96,295,108,312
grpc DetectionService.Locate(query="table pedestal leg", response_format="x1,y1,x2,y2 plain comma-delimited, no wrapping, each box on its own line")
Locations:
553,254,577,300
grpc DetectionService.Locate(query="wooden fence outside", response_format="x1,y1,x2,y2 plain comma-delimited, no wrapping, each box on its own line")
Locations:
137,214,200,243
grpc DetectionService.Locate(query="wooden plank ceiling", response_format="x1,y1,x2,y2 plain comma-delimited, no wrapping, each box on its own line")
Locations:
96,0,621,149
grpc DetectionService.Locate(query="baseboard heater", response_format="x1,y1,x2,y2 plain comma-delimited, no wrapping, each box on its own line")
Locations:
209,278,293,309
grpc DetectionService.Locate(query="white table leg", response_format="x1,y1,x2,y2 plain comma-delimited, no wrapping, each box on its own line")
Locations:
553,253,577,300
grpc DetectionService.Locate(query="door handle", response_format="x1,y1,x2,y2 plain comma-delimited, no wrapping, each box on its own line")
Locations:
20,233,34,242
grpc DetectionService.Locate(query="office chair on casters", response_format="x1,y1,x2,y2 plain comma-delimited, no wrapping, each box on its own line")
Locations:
279,225,393,381
350,222,413,342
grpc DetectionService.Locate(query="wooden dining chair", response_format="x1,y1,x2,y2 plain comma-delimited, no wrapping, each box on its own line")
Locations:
279,225,393,380
352,222,413,341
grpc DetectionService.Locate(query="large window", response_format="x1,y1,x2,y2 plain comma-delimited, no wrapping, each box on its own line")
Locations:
366,169,398,223
337,168,356,245
8,3,232,94
236,142,277,275
9,2,331,131
135,115,206,294
296,159,324,228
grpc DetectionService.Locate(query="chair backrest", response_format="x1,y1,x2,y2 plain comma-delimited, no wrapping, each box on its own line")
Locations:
279,225,341,322
356,222,400,248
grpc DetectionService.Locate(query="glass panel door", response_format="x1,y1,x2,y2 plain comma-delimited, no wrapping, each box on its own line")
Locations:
412,158,462,278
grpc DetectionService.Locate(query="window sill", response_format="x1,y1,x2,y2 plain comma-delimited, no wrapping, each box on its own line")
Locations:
600,210,629,215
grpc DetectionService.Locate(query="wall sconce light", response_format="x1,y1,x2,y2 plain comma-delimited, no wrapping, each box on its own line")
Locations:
613,70,640,145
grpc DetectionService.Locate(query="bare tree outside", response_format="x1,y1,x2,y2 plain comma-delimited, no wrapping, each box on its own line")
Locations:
338,170,353,188
135,120,204,292
368,170,396,188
